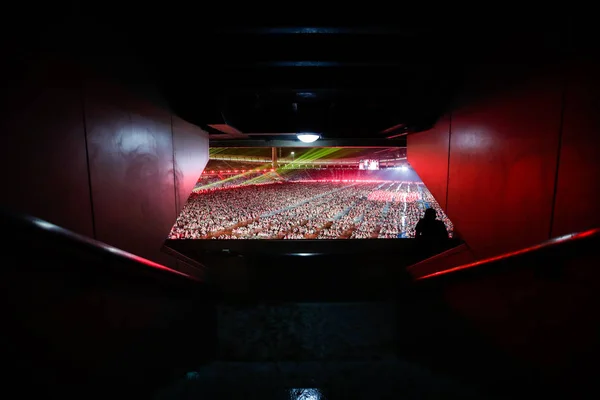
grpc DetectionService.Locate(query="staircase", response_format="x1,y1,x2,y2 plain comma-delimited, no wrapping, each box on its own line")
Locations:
3,210,600,399
157,302,481,399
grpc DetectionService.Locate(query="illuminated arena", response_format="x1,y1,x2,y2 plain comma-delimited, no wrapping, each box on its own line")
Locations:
5,16,600,400
169,151,453,240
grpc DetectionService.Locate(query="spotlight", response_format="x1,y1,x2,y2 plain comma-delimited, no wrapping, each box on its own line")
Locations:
297,133,320,143
400,165,409,172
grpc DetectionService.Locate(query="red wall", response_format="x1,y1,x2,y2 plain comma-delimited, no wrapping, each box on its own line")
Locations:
409,62,600,261
406,114,450,212
552,62,600,237
0,59,209,271
447,72,562,258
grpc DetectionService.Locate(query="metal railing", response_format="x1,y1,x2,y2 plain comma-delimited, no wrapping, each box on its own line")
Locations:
417,227,600,281
1,208,202,282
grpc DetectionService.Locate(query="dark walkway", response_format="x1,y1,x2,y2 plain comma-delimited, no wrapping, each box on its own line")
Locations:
157,360,481,399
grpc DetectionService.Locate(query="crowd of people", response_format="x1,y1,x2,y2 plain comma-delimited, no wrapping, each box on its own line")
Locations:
194,171,280,192
193,167,420,193
284,168,380,182
283,168,417,182
168,170,453,240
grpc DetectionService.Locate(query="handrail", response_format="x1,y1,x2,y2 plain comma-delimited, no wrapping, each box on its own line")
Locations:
407,242,471,272
417,227,600,281
1,209,200,282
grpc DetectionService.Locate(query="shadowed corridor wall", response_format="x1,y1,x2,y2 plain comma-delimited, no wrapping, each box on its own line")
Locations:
0,57,209,270
408,61,600,263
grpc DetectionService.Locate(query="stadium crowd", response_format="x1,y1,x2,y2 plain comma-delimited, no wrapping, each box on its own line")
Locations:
194,171,280,192
168,170,453,240
193,167,418,192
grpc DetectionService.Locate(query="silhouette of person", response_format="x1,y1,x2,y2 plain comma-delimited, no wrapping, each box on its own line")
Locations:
415,208,448,240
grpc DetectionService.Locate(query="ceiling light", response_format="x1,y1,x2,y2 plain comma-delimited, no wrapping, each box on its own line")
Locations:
297,133,320,143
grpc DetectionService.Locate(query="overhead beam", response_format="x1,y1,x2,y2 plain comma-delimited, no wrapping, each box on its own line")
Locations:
208,154,408,165
214,27,422,35
209,138,406,148
207,124,248,138
380,123,406,134
226,60,411,68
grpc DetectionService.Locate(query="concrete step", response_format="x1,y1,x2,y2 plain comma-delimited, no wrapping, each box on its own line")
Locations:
156,360,484,399
217,302,397,361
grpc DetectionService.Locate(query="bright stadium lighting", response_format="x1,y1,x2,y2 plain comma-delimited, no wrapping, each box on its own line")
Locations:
400,165,409,172
297,133,320,143
289,388,322,400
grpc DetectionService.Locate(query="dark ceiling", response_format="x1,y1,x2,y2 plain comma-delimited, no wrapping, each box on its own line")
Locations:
148,16,572,146
209,147,405,159
166,26,459,141
12,7,583,146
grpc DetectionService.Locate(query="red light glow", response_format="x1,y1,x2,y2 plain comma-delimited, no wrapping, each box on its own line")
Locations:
417,227,600,281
